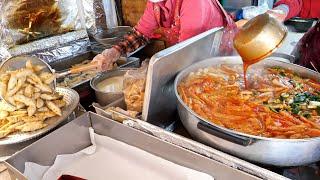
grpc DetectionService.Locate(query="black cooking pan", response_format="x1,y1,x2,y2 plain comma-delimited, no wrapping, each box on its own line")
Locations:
284,17,317,32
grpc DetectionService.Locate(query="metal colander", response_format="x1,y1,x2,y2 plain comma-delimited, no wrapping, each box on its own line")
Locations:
0,56,54,74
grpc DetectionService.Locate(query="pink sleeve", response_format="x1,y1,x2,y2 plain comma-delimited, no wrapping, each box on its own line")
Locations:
274,0,302,19
179,0,224,42
134,2,159,39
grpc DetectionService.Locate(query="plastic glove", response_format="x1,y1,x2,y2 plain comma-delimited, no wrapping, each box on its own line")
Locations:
236,19,248,27
268,4,289,22
92,48,121,72
267,10,287,22
242,3,269,20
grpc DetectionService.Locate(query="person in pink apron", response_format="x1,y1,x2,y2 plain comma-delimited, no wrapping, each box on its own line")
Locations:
93,0,235,71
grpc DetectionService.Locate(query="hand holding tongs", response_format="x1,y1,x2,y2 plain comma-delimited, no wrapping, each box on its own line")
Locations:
55,61,99,78
0,55,99,79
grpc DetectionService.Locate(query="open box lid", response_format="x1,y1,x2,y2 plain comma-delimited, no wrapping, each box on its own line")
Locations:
142,27,224,128
5,112,266,180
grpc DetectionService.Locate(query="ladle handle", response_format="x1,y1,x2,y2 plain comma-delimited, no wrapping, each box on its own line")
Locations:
69,61,98,74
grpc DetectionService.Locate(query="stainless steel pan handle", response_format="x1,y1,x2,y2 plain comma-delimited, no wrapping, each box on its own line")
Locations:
197,121,255,146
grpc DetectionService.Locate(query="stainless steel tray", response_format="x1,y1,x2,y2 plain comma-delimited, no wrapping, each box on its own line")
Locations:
0,104,86,161
123,119,288,180
6,112,265,180
0,87,79,145
55,53,140,89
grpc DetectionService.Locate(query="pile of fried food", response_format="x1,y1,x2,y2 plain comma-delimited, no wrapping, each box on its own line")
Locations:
57,60,99,88
178,65,320,139
123,78,145,112
0,61,66,138
123,64,148,113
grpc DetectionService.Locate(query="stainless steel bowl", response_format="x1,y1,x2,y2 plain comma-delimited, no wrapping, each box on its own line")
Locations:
90,69,132,106
174,56,320,166
285,17,317,32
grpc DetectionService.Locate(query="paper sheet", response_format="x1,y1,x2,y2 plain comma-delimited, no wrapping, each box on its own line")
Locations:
24,128,214,180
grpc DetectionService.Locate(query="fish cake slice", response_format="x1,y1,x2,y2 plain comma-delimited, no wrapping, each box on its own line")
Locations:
13,94,36,107
23,116,43,122
36,98,44,108
9,110,27,116
36,111,56,119
40,93,60,101
6,121,24,132
0,130,10,139
34,65,45,72
6,115,24,123
0,101,16,112
53,99,66,108
35,83,52,93
46,101,62,116
0,111,9,119
37,107,49,112
24,84,34,98
20,122,47,132
39,72,55,85
27,105,37,117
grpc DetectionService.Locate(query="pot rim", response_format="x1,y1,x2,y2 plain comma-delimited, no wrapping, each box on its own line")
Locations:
174,56,320,142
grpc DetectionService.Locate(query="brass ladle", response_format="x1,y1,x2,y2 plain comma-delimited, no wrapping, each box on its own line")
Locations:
233,13,288,88
234,13,288,65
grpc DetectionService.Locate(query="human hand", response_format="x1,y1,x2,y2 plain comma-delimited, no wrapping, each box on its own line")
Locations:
236,19,248,28
267,9,287,22
92,48,121,72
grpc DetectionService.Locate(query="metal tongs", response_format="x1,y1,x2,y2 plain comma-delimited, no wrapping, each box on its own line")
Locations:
0,55,98,83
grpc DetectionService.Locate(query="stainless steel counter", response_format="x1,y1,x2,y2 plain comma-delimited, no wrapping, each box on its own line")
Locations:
0,105,86,161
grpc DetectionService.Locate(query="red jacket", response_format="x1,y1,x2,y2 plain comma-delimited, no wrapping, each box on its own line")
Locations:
135,0,224,43
275,0,320,19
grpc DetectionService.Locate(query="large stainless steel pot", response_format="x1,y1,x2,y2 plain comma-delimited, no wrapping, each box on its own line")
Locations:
174,56,320,166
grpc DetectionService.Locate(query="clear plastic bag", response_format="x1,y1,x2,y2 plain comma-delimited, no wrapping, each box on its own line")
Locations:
123,60,148,112
242,3,269,20
213,0,238,56
219,18,238,56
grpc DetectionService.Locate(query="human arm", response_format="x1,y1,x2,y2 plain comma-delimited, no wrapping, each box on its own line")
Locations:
93,1,159,71
273,0,302,20
92,28,150,71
